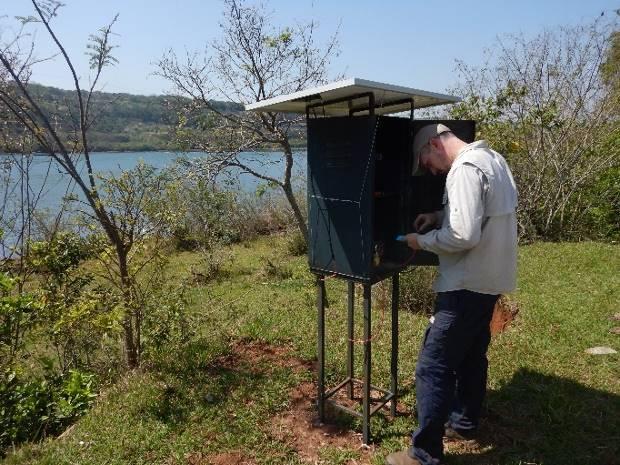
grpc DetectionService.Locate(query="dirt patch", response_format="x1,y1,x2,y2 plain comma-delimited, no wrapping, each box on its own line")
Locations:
490,296,519,336
269,381,374,464
207,340,314,375
233,340,314,373
328,381,410,417
203,340,373,463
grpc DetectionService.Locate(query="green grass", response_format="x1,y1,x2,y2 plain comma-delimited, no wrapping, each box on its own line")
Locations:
3,238,619,465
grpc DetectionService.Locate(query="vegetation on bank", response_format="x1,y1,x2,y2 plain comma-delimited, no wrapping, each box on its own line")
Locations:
0,169,307,457
3,84,236,153
0,83,306,153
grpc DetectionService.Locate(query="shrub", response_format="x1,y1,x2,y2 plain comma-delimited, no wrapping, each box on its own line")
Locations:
399,267,437,315
188,248,231,284
141,281,195,362
164,175,243,251
0,273,41,365
162,163,308,250
578,165,620,241
27,232,91,276
230,191,297,240
0,369,97,455
258,258,293,280
286,230,308,256
451,20,619,241
27,233,123,375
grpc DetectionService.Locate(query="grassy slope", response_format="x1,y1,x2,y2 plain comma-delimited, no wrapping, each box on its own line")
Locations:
3,239,619,465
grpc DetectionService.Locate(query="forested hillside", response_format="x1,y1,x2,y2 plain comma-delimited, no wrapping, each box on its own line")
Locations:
18,84,244,152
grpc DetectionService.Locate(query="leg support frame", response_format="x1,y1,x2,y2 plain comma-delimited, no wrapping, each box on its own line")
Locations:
316,274,400,444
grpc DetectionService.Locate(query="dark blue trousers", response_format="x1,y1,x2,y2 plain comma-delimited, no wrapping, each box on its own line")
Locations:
410,290,499,465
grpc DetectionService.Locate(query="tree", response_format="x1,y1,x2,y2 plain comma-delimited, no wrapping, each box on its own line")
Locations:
590,23,620,241
156,0,340,244
451,16,620,240
601,28,620,106
0,0,152,368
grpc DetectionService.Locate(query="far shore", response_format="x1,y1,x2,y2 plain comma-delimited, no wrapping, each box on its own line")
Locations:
0,147,308,156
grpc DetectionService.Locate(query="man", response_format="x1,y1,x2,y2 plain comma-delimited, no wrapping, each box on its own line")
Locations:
386,124,518,465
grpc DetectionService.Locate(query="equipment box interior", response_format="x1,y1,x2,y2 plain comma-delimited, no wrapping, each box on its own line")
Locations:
307,116,475,282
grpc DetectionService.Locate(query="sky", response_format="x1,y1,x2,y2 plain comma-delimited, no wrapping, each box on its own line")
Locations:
1,0,618,99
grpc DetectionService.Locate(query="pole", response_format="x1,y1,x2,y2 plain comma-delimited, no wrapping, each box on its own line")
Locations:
391,273,399,416
317,276,326,422
347,281,355,398
362,283,372,444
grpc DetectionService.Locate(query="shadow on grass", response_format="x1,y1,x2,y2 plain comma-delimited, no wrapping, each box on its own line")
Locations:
147,367,272,427
452,368,619,465
144,339,275,428
145,340,299,435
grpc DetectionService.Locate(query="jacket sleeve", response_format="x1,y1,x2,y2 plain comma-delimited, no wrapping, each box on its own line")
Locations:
417,164,486,254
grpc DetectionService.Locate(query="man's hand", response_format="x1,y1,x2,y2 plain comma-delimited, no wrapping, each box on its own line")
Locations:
414,212,438,233
405,233,422,250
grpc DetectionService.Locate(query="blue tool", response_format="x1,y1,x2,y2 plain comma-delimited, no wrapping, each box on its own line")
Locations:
395,235,407,242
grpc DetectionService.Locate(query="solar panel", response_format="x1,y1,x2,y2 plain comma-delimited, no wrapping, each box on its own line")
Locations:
245,78,460,116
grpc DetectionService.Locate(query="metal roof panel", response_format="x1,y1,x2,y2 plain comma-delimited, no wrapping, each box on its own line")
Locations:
244,78,460,116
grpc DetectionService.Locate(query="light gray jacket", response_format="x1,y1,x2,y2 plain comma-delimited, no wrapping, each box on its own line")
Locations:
417,141,518,295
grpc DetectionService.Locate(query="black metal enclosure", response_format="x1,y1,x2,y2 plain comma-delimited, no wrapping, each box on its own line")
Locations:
307,117,475,283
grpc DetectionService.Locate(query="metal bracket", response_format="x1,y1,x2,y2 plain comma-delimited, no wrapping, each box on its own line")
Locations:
306,92,376,119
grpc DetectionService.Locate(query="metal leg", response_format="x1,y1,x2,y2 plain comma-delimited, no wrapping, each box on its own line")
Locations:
347,281,355,399
391,273,399,416
317,276,326,422
362,283,372,444
316,275,399,443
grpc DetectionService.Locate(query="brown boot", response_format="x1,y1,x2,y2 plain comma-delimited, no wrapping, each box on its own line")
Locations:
385,450,421,465
444,424,476,441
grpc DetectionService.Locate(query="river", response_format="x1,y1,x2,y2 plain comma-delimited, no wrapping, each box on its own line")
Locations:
0,151,307,253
